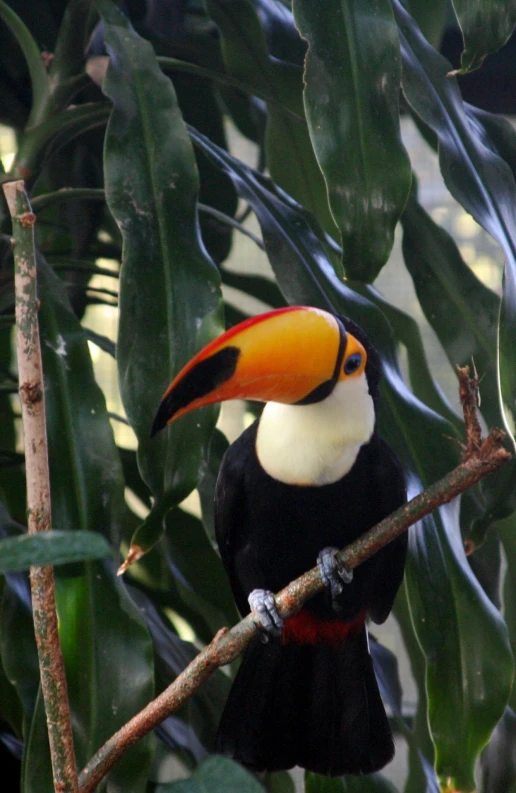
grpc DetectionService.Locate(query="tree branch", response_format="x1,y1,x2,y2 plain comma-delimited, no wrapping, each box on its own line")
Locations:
2,180,79,793
78,367,510,793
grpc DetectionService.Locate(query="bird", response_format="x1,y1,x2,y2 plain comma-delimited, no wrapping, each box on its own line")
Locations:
151,305,407,777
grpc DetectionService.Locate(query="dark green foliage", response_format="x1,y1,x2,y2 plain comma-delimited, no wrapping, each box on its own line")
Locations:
0,1,515,791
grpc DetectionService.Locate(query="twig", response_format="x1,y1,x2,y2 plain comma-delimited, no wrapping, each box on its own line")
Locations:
78,367,510,793
2,180,79,793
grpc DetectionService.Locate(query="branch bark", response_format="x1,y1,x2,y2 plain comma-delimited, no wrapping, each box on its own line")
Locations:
2,180,79,793
78,368,510,793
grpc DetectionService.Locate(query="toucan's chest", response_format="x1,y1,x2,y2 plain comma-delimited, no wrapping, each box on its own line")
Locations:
244,437,378,562
225,423,388,619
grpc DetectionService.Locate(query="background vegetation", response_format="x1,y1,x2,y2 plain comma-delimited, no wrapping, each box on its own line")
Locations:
1,1,516,791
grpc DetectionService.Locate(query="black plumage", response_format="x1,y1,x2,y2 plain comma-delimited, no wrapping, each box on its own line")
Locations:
213,421,406,775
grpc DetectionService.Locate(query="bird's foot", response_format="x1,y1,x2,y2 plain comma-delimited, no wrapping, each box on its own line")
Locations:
317,547,353,609
248,589,284,641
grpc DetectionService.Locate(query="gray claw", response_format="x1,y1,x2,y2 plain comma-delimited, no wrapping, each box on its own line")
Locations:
248,589,284,639
317,546,353,603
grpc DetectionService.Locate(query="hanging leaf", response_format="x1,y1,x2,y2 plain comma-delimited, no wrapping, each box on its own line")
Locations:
292,0,411,282
451,0,516,74
100,0,223,544
206,0,338,237
405,503,512,792
393,0,516,447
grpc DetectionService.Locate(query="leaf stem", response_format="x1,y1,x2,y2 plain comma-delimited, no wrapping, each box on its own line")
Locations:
2,180,79,793
78,369,510,793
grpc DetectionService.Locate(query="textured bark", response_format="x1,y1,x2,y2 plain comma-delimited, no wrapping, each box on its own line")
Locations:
3,180,78,793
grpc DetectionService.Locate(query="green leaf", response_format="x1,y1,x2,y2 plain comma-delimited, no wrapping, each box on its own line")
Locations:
393,583,438,793
198,428,230,545
14,103,111,183
451,0,516,74
0,650,23,738
498,513,516,712
265,771,296,793
0,530,112,572
30,188,105,212
401,192,500,426
360,285,461,431
100,0,223,520
189,127,513,793
0,328,25,524
394,0,516,447
207,0,339,237
0,0,49,127
118,447,152,508
48,257,119,279
136,590,231,750
306,770,398,792
292,0,411,282
170,66,238,267
406,504,513,792
0,504,39,721
478,707,516,793
164,508,239,634
221,269,285,310
156,755,264,793
49,0,97,90
500,265,516,445
404,0,448,48
37,257,124,540
401,192,516,539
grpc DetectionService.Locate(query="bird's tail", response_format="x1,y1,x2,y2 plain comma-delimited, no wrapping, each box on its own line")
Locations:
214,625,394,776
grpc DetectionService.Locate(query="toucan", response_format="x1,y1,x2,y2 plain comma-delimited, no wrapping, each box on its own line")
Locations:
151,306,407,777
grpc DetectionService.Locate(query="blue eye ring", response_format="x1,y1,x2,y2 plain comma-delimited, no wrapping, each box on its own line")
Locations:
344,352,362,375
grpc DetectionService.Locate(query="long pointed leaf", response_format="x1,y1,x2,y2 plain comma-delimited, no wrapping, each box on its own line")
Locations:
401,193,500,426
400,192,516,538
451,0,516,74
207,0,338,237
393,0,516,447
404,502,512,792
100,1,223,531
292,0,411,282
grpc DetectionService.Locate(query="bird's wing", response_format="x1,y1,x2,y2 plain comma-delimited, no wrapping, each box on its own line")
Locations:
369,436,408,625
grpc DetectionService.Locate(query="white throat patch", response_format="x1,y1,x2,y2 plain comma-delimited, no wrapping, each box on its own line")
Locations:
255,374,375,486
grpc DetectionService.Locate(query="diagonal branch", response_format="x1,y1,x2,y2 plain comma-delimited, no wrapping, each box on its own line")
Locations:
2,180,79,793
78,367,510,793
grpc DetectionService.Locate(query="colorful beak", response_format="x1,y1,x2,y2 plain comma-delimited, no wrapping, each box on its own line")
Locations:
151,306,366,436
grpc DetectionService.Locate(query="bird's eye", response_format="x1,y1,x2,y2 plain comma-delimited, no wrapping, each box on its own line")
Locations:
344,353,362,375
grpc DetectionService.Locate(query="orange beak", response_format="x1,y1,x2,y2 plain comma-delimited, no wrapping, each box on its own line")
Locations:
151,306,367,436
